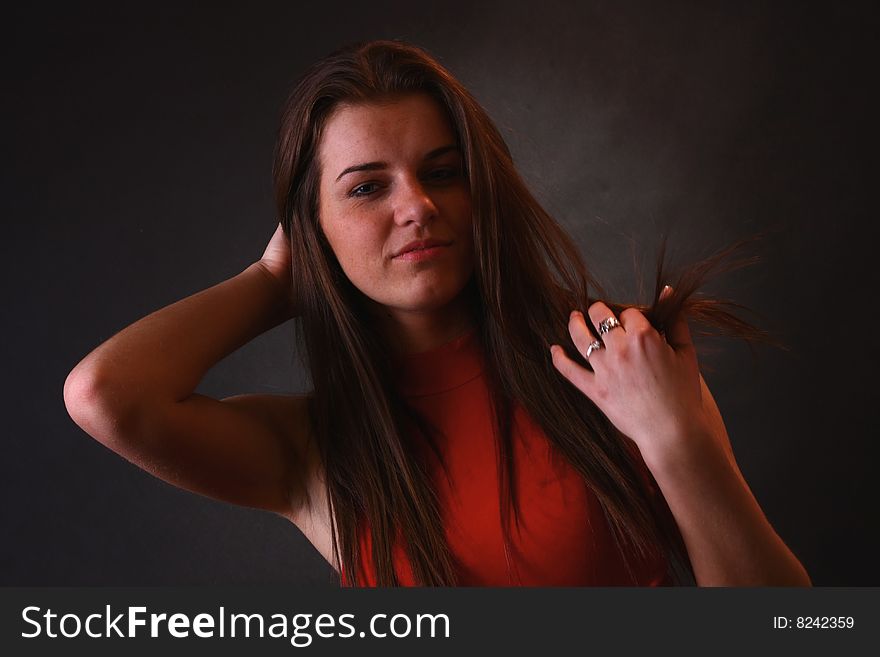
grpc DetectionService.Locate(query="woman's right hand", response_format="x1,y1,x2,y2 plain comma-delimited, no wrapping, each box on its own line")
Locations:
256,222,298,321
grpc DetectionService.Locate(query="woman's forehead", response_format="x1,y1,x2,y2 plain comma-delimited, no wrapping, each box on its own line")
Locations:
318,94,456,168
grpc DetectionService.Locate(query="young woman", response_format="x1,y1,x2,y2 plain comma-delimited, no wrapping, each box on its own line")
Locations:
64,40,811,587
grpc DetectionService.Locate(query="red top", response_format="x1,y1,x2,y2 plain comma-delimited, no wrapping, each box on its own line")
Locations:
345,327,672,586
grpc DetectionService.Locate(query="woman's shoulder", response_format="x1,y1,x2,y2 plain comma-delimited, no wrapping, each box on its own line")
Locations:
221,392,314,440
221,392,319,505
228,392,333,557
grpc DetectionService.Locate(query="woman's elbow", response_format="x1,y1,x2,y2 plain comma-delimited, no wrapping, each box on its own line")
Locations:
63,365,140,445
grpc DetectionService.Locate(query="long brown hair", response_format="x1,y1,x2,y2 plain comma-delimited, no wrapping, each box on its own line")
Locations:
273,40,770,586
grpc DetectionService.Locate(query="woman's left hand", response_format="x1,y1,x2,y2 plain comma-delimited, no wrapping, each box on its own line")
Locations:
550,286,726,468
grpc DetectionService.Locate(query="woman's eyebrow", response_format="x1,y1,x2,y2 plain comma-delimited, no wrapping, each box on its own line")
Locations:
423,144,460,161
335,144,460,182
335,161,385,182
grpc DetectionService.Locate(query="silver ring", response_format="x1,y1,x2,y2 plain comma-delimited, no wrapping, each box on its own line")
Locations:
597,316,622,336
585,340,604,358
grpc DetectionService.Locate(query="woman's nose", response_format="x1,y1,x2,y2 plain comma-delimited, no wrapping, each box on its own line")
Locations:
393,178,439,226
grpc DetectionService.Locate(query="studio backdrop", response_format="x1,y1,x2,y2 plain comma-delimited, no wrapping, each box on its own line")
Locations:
3,0,875,585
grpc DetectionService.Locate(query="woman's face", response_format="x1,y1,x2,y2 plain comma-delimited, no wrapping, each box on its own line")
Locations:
316,93,474,322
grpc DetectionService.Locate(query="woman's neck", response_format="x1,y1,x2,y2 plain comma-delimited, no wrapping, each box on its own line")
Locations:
369,297,476,357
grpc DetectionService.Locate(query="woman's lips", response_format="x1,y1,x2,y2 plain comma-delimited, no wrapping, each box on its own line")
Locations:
393,245,449,262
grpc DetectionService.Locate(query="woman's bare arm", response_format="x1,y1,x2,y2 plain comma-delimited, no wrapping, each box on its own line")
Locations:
63,224,310,516
551,289,811,586
644,406,812,586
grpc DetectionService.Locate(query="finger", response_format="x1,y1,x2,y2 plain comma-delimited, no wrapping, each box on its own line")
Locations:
619,306,652,333
587,301,625,347
652,284,674,341
661,285,694,350
568,310,600,360
262,222,288,261
550,344,597,400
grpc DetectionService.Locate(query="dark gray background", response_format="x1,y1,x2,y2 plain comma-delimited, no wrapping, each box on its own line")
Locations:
3,1,875,585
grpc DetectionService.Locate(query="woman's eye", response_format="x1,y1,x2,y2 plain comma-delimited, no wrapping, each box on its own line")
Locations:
349,182,380,198
425,168,458,182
